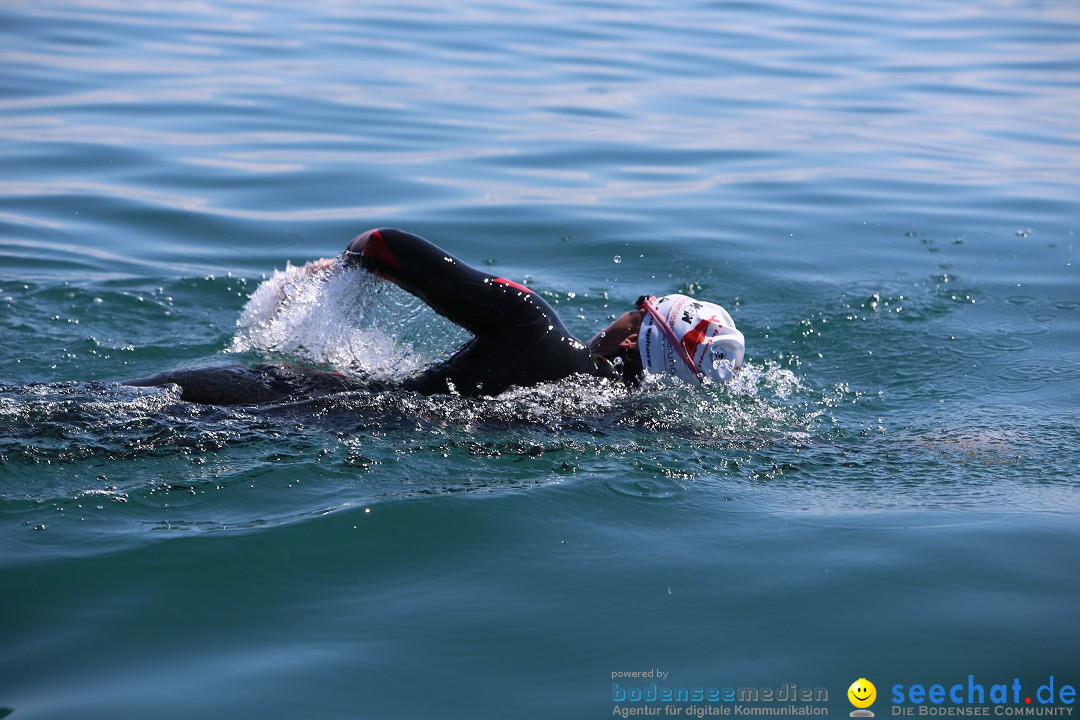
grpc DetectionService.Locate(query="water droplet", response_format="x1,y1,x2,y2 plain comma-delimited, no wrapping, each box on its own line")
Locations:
613,255,622,264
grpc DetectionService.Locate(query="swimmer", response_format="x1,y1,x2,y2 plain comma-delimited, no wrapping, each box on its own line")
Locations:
124,228,745,404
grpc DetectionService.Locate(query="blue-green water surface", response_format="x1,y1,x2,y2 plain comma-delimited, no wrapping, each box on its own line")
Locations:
1,1,1078,718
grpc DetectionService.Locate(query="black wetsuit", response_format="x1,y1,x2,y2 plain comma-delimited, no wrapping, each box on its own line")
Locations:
125,229,618,404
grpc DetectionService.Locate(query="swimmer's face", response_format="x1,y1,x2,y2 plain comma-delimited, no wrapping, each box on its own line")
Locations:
848,679,876,709
586,309,643,357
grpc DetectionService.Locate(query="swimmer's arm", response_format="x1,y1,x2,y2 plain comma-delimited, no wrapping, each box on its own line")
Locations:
301,257,338,274
284,257,338,291
249,257,341,316
342,228,513,337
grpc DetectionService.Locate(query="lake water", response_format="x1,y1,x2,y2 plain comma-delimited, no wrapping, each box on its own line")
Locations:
1,0,1078,718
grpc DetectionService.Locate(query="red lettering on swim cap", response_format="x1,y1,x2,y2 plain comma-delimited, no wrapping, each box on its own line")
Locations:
640,295,703,383
681,318,717,360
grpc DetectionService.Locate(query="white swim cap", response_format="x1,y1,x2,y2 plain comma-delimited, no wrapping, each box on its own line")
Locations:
637,294,744,383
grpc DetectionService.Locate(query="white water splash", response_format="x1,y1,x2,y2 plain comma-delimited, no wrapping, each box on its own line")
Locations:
230,260,468,380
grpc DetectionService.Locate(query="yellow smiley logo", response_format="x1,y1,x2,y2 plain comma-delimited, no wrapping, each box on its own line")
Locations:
848,678,877,709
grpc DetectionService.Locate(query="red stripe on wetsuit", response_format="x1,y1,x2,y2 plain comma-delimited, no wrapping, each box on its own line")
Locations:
492,277,533,294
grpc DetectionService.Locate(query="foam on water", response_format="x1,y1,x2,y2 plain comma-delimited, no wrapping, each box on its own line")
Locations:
0,280,822,524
